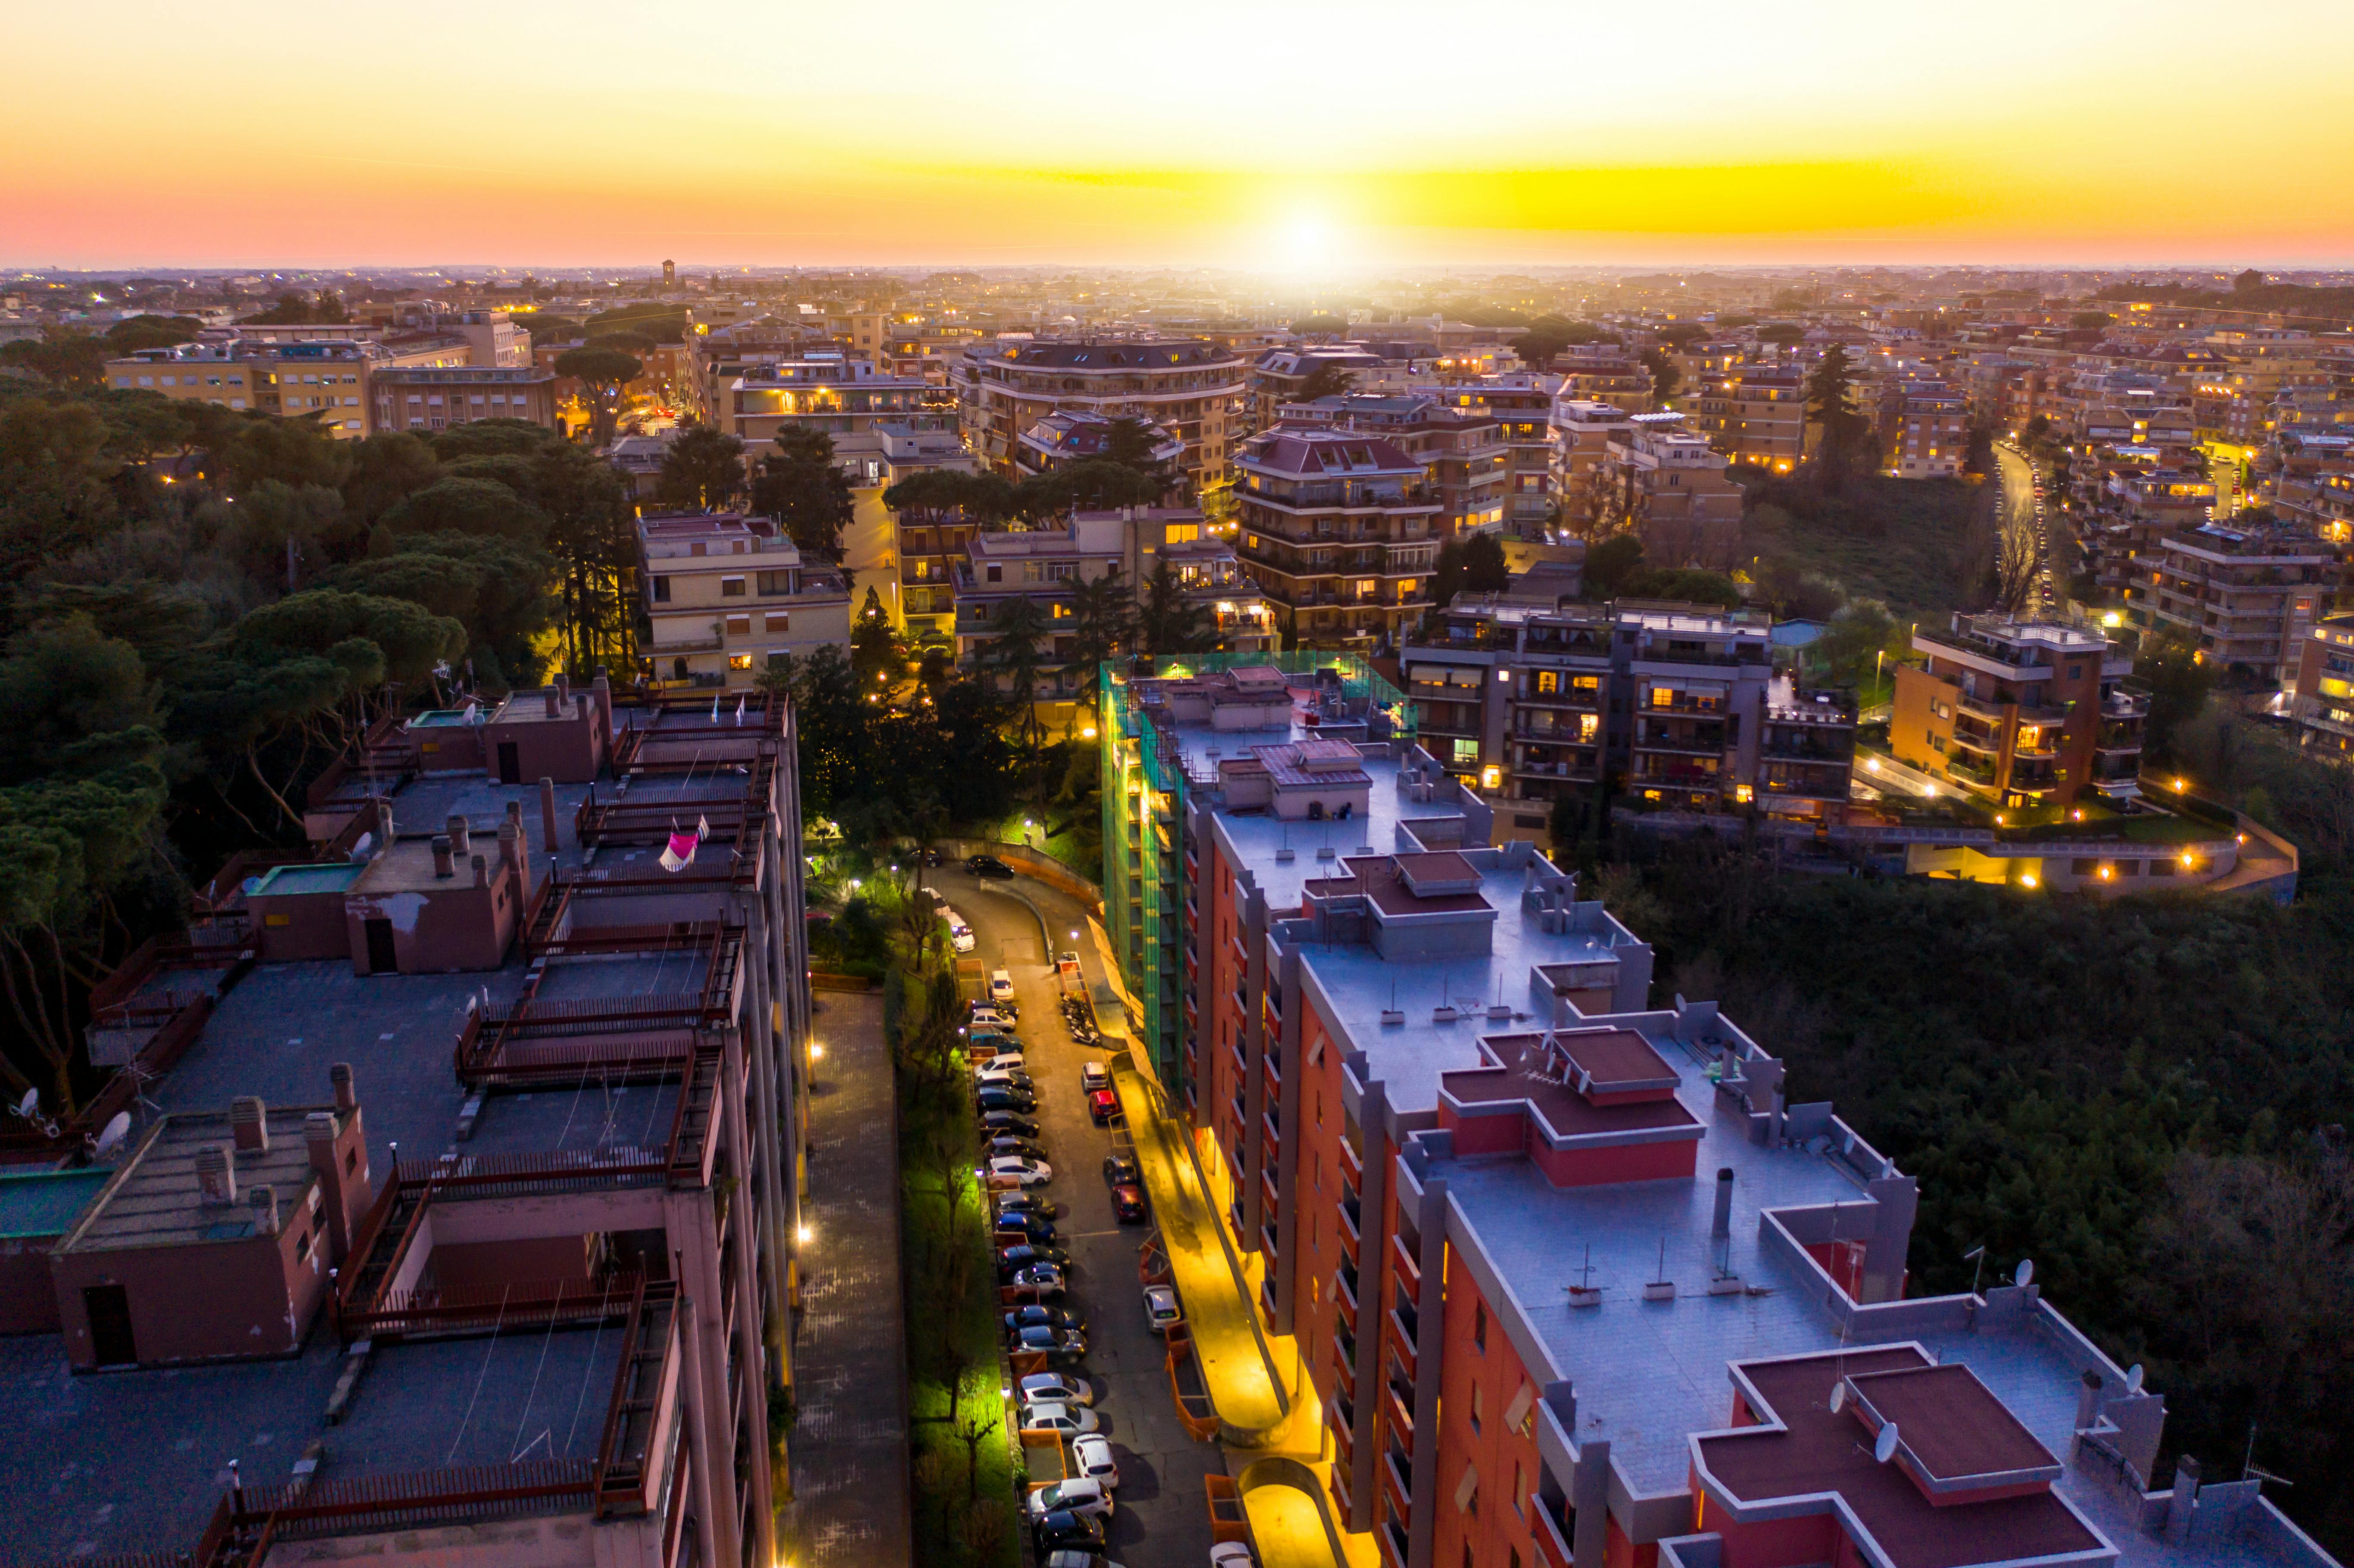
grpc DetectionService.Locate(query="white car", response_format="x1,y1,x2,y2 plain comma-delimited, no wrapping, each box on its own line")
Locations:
988,1156,1053,1188
1143,1284,1183,1334
1021,1400,1100,1436
969,1006,1016,1031
1027,1478,1114,1521
1080,1061,1110,1092
942,907,977,955
1070,1431,1119,1487
990,968,1016,1003
974,1052,1026,1074
1019,1372,1094,1408
1210,1545,1257,1568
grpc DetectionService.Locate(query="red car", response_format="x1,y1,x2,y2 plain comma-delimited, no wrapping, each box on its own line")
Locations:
1087,1089,1120,1125
1112,1183,1148,1223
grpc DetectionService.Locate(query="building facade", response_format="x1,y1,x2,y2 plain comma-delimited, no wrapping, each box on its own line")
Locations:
639,512,854,689
1234,429,1444,651
953,337,1247,490
1892,614,2142,806
371,365,562,432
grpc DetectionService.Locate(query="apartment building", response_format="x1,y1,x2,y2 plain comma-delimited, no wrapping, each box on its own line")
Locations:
953,508,1273,694
1249,345,1389,429
1552,348,1653,416
1012,408,1185,483
639,512,853,689
1419,375,1554,532
1546,398,1636,535
1879,380,1970,479
1278,394,1511,537
1235,429,1444,651
1601,418,1747,570
953,337,1247,489
1892,614,2142,805
2288,611,2354,754
1691,363,1807,472
107,339,375,435
0,691,815,1568
2139,520,2342,685
716,354,954,449
1096,656,2317,1568
371,365,562,432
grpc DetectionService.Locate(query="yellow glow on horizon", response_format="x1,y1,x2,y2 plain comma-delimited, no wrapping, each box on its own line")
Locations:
6,0,2354,267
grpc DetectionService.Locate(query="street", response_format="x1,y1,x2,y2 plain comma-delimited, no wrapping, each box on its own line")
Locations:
1995,442,2058,616
930,868,1225,1568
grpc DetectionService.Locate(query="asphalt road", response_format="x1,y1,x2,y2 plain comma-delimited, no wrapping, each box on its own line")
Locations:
930,867,1224,1568
1996,443,2057,616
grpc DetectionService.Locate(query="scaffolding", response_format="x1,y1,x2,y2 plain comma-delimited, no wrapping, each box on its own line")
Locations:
1099,653,1412,1104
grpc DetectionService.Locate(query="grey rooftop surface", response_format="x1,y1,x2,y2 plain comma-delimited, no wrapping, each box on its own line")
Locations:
1432,1027,2309,1568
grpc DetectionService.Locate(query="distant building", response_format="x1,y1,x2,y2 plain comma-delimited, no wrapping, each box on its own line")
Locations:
2288,610,2354,754
638,512,853,688
1012,408,1184,484
716,353,953,450
371,365,561,433
1233,428,1443,651
1601,416,1747,569
953,337,1247,489
2139,520,2341,685
1892,613,2142,806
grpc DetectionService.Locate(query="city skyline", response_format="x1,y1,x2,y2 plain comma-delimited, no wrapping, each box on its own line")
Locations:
11,0,2354,271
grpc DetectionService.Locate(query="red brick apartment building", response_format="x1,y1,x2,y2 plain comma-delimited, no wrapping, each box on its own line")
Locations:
0,689,815,1568
1893,614,2145,806
1113,662,2329,1568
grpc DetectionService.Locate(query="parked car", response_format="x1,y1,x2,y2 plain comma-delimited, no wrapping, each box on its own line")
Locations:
1006,1305,1085,1335
969,1004,1018,1029
987,1136,1049,1163
1007,1264,1067,1300
1069,1431,1119,1487
974,1052,1026,1075
1027,1478,1114,1522
921,846,944,868
980,1110,1041,1139
1033,1510,1107,1553
975,1086,1037,1114
1087,1089,1121,1125
990,968,1017,1003
996,1244,1070,1276
939,907,976,954
1102,1154,1142,1186
1010,1325,1087,1363
1142,1284,1183,1334
1111,1184,1148,1224
968,854,1015,880
1209,1545,1257,1568
974,1067,1033,1092
993,1188,1047,1214
986,1156,1052,1188
995,1210,1058,1244
1019,1372,1094,1408
1080,1061,1110,1092
1044,1553,1123,1568
1021,1401,1101,1437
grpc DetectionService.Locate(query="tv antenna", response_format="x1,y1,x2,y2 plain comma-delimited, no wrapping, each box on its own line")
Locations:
93,1111,132,1157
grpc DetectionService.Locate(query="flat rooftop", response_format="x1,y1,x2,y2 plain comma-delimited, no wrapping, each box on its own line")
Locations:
62,1105,334,1253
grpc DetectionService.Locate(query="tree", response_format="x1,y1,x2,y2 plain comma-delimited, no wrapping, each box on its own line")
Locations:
0,398,123,574
240,290,346,325
1583,534,1647,599
2234,268,2267,292
1066,568,1133,703
657,426,746,512
751,429,856,559
2138,627,2216,762
554,346,644,447
1640,346,1681,406
1011,459,1161,522
1100,417,1172,484
1298,360,1358,401
373,476,550,547
0,618,163,787
2071,311,2117,331
1815,598,1904,686
1138,559,1212,656
1803,343,1871,496
340,432,445,529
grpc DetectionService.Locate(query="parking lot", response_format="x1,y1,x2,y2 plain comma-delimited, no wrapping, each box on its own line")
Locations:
934,866,1224,1568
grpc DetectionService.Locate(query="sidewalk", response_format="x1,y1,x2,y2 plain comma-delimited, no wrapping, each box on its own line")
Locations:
782,991,913,1568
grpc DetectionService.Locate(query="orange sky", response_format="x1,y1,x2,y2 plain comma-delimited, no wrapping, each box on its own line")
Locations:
9,0,2354,271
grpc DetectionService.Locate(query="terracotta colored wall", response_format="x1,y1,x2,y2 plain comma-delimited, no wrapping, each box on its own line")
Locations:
484,710,606,785
346,864,524,975
1287,1000,1355,1414
54,1202,327,1369
412,727,487,774
1526,1136,1698,1189
430,1235,594,1291
1207,841,1248,1186
1704,1509,1838,1568
0,1239,61,1332
252,890,354,962
1429,1251,1545,1568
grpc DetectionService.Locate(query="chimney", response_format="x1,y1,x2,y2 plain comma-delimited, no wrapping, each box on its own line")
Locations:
246,1184,279,1237
230,1096,269,1153
196,1144,237,1207
331,1062,358,1115
1711,1167,1734,1239
555,672,571,706
446,814,471,859
2167,1456,2201,1541
540,776,560,852
2073,1370,2104,1433
431,835,455,878
544,685,561,718
373,798,395,847
471,853,489,889
592,673,613,733
498,817,523,875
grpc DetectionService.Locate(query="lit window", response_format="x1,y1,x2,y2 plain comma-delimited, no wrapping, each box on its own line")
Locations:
728,653,753,671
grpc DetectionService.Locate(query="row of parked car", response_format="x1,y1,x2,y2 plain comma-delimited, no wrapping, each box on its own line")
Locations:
971,979,1184,1564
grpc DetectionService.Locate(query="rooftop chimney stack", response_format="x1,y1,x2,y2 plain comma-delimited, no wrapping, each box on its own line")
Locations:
431,835,455,879
554,672,570,707
1711,1166,1734,1239
229,1096,268,1153
196,1144,237,1207
2073,1370,2103,1434
498,817,523,875
330,1061,358,1115
545,685,561,718
539,777,560,852
373,799,395,847
446,815,471,859
246,1184,279,1236
472,853,489,889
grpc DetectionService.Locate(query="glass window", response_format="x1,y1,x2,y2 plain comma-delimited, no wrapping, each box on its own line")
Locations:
765,612,790,632
728,653,753,671
725,615,751,635
651,576,671,603
721,577,746,596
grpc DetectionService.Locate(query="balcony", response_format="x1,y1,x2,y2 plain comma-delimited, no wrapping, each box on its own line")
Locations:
1390,1232,1420,1295
1384,1448,1414,1519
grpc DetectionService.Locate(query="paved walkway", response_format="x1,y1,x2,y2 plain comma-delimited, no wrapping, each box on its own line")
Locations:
784,990,913,1568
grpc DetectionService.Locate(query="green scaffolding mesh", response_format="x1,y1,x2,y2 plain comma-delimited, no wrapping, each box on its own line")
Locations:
1099,652,1412,1102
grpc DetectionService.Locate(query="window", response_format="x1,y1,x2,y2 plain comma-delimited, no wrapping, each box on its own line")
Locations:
756,570,792,595
1473,1301,1487,1352
651,576,672,603
986,563,1003,583
1535,670,1559,695
764,612,790,633
721,577,746,597
726,615,751,635
728,653,753,671
1470,1383,1485,1434
1452,739,1480,764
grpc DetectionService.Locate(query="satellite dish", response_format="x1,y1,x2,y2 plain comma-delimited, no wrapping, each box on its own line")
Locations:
2125,1364,2145,1394
2014,1259,2035,1288
15,1088,36,1119
1828,1381,1848,1414
1874,1422,1900,1464
94,1111,132,1156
